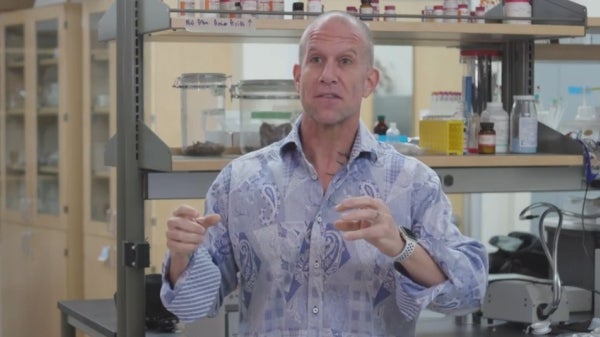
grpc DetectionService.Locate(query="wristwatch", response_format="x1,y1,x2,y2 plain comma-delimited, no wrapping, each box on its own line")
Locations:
393,227,417,264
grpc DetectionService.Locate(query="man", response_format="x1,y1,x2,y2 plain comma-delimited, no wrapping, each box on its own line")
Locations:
161,11,488,336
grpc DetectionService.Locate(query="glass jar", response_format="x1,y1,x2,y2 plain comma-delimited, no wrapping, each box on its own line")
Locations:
478,122,496,154
231,79,301,153
173,73,229,156
510,95,538,153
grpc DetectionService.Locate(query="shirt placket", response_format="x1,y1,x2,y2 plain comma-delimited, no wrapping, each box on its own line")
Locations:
306,209,324,334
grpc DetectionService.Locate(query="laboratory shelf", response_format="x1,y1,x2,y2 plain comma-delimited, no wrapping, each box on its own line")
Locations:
146,17,586,47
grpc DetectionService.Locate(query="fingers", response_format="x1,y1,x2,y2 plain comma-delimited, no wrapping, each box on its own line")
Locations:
335,196,384,213
167,204,222,255
197,213,221,229
172,204,201,219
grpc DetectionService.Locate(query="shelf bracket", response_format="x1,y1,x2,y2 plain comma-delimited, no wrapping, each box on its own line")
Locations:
99,0,171,41
104,124,173,172
123,241,150,269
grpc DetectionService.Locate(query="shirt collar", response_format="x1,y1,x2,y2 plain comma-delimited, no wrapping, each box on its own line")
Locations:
279,115,379,163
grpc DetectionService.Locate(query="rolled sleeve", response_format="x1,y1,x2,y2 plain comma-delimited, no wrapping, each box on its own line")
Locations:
160,248,222,322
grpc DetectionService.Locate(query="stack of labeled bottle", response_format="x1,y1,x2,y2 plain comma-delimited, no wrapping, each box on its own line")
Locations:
472,96,538,155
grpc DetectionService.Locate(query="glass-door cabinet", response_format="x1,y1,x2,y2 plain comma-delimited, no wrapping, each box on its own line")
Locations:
83,0,116,238
1,4,83,229
3,15,29,224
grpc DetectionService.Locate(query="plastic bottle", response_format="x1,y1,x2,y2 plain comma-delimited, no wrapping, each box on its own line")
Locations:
510,95,538,153
373,115,388,141
466,113,480,154
481,101,509,153
386,122,401,144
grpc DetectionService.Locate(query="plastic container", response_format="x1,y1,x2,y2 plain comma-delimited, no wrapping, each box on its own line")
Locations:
173,73,229,156
231,79,301,153
419,119,464,155
384,5,396,22
510,95,538,153
481,101,509,153
504,0,531,24
460,49,502,118
386,122,401,144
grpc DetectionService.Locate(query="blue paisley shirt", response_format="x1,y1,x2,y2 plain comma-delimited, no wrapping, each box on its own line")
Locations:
161,118,488,337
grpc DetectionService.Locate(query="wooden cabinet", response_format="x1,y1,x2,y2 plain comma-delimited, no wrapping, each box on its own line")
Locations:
0,4,83,337
81,0,117,300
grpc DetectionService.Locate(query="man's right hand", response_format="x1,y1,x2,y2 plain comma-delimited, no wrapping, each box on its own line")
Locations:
165,204,221,284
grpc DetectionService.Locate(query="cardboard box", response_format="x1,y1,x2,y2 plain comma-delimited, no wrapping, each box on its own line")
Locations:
0,0,35,12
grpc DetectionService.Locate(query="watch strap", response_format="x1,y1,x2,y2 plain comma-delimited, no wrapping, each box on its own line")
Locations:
393,230,417,264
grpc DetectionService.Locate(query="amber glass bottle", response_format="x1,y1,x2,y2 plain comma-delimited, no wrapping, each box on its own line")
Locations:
373,115,388,141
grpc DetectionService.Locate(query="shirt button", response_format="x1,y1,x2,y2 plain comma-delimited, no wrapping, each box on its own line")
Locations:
311,174,317,180
312,306,319,314
313,261,320,268
316,215,322,223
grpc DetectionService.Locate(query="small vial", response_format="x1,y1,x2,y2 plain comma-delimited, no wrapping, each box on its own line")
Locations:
458,4,469,22
360,0,374,21
384,5,396,22
241,0,257,18
234,1,242,17
292,2,304,19
307,0,322,18
179,0,195,17
271,0,284,19
371,0,380,21
346,6,358,15
475,6,486,23
423,5,434,22
443,0,458,23
220,0,234,18
478,122,496,154
433,5,444,23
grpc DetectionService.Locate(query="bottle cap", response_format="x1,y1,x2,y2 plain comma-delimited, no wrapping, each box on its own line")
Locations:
293,2,303,10
377,115,385,121
480,122,494,129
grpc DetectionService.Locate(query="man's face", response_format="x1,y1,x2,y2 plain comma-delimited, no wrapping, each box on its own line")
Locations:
293,19,378,126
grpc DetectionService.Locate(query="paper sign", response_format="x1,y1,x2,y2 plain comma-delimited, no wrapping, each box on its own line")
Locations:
184,17,256,32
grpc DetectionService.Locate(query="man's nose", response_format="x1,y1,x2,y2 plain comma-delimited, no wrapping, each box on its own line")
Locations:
319,60,338,84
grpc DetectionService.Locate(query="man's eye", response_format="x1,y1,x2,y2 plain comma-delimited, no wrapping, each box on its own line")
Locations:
310,56,322,63
340,58,353,65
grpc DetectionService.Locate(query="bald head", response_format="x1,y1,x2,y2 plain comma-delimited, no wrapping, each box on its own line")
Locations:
298,11,374,67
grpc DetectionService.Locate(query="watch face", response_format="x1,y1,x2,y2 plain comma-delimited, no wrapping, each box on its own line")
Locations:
400,226,416,240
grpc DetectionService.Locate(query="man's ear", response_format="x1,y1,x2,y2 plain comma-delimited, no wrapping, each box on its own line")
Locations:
293,64,301,91
363,67,380,98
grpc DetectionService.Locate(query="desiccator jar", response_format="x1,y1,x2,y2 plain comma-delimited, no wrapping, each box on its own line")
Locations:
173,73,229,156
231,79,302,153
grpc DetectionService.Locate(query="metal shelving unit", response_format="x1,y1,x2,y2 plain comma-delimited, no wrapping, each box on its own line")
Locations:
101,0,588,335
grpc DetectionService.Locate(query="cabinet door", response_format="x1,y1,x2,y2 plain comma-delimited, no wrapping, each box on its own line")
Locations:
83,0,116,237
0,223,32,337
3,20,32,224
30,4,83,230
34,16,62,226
84,234,117,299
0,223,67,337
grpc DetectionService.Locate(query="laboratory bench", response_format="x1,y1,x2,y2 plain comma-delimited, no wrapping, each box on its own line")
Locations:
58,298,579,337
